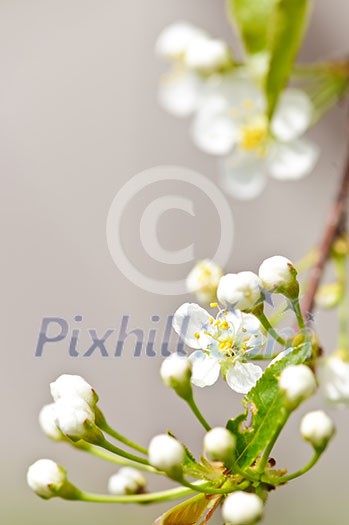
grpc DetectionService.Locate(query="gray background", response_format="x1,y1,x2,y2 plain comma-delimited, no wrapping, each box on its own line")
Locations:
1,1,349,523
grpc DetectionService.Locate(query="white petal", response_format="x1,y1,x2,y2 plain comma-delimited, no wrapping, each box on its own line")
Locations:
220,151,267,200
155,22,208,60
172,303,211,349
268,139,320,180
185,38,230,72
191,96,237,155
271,89,313,142
158,70,202,117
226,361,263,394
206,74,266,115
189,351,221,387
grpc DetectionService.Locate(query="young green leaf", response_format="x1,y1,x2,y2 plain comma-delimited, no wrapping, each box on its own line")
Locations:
266,0,310,118
227,343,311,469
226,0,277,55
153,494,221,525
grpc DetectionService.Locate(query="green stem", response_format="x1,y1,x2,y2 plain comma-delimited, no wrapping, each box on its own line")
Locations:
254,310,287,347
73,441,160,475
291,297,306,332
77,486,196,504
180,478,250,495
257,410,290,474
262,450,323,485
100,422,148,455
186,396,211,432
98,437,150,466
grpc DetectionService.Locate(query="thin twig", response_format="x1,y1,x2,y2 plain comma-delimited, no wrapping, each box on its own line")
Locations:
302,145,349,319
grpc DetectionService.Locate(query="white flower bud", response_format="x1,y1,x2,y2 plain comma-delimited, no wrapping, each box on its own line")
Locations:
108,473,138,496
279,365,317,408
204,427,236,463
185,38,230,72
38,403,62,441
27,459,67,499
155,22,208,60
259,256,298,296
50,374,98,408
186,259,223,304
108,467,146,495
148,434,185,478
222,491,264,525
160,354,192,399
54,396,95,439
300,410,335,449
117,468,146,489
217,272,263,312
317,355,349,405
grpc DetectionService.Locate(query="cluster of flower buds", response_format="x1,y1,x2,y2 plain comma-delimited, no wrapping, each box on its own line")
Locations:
217,255,299,313
39,374,100,442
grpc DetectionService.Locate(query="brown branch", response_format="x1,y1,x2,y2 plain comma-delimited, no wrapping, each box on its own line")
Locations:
302,148,349,319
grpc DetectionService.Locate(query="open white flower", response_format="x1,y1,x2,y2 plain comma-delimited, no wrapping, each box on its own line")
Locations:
172,303,264,394
186,259,223,304
318,355,349,406
192,74,319,199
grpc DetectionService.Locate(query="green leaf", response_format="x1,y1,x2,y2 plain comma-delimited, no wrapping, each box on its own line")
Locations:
153,494,221,525
227,0,277,55
266,0,310,117
227,343,311,469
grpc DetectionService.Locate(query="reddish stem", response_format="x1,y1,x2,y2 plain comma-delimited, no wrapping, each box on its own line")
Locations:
302,149,349,318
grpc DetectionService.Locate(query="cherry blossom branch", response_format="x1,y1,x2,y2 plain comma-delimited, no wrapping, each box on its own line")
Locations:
302,137,349,319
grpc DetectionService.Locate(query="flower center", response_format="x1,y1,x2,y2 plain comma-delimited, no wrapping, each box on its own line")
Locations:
239,116,269,156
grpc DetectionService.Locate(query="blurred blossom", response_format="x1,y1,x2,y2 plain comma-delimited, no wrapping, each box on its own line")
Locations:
186,259,223,304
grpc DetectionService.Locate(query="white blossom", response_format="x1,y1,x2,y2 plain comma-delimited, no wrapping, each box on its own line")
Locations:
54,396,95,439
258,256,297,293
108,468,146,496
186,259,223,304
172,302,264,394
318,355,349,405
50,374,97,408
38,403,62,441
279,365,317,407
192,75,318,199
148,434,185,476
300,410,335,449
204,427,236,462
217,272,263,312
27,459,67,499
222,491,264,525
